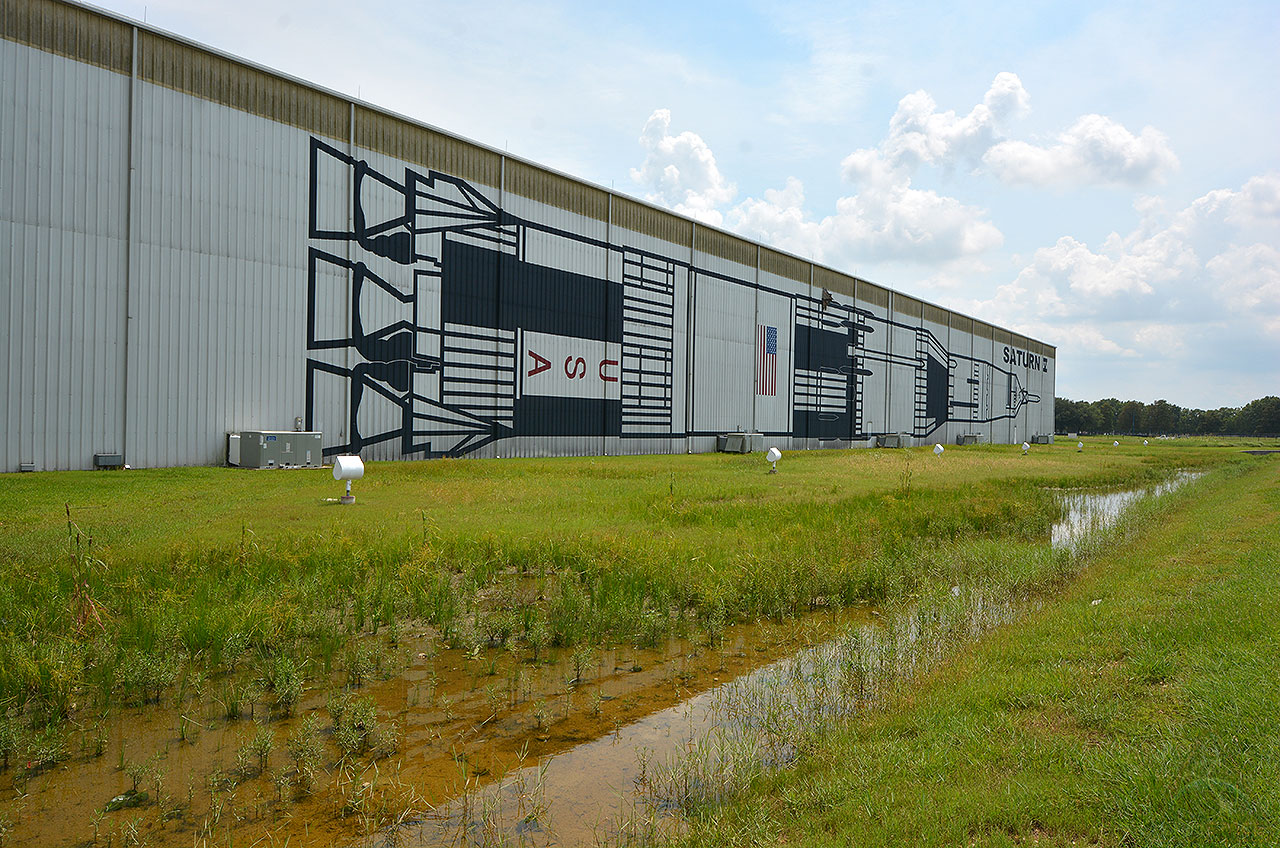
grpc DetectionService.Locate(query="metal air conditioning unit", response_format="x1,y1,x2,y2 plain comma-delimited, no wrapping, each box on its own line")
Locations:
716,432,764,453
227,431,323,468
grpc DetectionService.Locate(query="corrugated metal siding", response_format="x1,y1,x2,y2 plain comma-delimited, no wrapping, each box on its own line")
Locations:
855,285,889,437
138,31,347,141
613,195,692,248
755,270,801,435
695,226,756,268
505,159,609,223
355,106,501,189
970,326,994,443
859,279,890,309
607,223,689,456
886,295,918,437
760,248,808,284
690,271,755,434
506,192,612,456
922,303,949,328
948,315,975,442
813,265,855,300
127,82,309,467
1,35,129,471
0,0,132,75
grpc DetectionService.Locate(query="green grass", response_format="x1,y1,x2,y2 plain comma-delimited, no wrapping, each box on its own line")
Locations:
0,439,1264,740
667,455,1280,847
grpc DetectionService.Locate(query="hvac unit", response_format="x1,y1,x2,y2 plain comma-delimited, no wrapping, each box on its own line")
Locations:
716,432,764,453
227,431,323,468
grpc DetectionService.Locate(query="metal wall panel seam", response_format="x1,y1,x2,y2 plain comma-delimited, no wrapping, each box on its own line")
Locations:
606,190,612,455
751,243,759,434
685,221,696,452
885,290,893,438
344,100,354,451
120,24,136,465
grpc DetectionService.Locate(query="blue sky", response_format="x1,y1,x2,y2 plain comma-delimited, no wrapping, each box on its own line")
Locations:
92,0,1279,408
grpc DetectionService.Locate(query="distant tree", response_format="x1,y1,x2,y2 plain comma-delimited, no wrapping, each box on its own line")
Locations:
1177,407,1203,435
1095,398,1122,433
1118,400,1145,434
1237,396,1280,435
1050,394,1273,437
1143,399,1180,435
1054,398,1092,433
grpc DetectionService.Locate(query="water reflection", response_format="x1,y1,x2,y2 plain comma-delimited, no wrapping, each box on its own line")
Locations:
1052,471,1200,549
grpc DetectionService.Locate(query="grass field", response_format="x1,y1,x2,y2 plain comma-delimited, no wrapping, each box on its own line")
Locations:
664,450,1280,847
0,436,1273,845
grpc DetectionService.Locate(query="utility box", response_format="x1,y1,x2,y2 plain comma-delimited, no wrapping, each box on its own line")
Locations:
956,433,983,446
879,433,910,448
227,431,322,468
717,432,764,453
1031,434,1053,445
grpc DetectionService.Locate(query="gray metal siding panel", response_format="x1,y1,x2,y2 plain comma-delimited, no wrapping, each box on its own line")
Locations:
854,285,889,438
691,252,757,435
128,82,309,467
1,37,128,471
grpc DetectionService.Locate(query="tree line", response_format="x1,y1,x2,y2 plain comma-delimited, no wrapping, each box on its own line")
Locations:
1054,396,1280,436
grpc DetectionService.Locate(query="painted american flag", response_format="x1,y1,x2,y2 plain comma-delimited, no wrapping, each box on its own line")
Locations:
756,324,777,396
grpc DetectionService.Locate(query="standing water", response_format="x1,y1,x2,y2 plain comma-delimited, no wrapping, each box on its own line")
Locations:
1051,471,1201,549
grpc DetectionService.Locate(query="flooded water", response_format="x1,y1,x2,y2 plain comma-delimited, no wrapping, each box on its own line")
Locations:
408,585,1023,847
0,610,860,848
1051,471,1201,549
411,610,877,847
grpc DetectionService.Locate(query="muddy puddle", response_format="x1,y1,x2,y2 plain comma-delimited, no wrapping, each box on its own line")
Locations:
1051,471,1201,549
411,607,891,847
1,609,864,848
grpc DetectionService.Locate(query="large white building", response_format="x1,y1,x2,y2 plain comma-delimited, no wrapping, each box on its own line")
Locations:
1,0,1055,471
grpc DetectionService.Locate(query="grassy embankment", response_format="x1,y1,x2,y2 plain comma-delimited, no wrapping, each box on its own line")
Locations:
0,438,1261,795
664,452,1280,846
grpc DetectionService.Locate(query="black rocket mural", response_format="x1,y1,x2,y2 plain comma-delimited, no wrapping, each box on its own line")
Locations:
303,137,1041,458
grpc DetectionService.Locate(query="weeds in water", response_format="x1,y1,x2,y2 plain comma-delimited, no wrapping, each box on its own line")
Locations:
285,713,324,793
331,694,400,759
263,653,304,715
248,725,275,775
344,642,378,688
570,644,595,683
124,752,159,793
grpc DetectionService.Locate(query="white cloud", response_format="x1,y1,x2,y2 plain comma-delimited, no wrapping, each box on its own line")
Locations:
1208,243,1280,311
1131,322,1186,356
962,173,1280,403
723,174,1003,265
630,109,736,226
832,71,1175,191
635,88,1009,266
836,73,1029,190
876,71,1030,174
984,114,1178,187
774,28,877,124
992,173,1280,323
